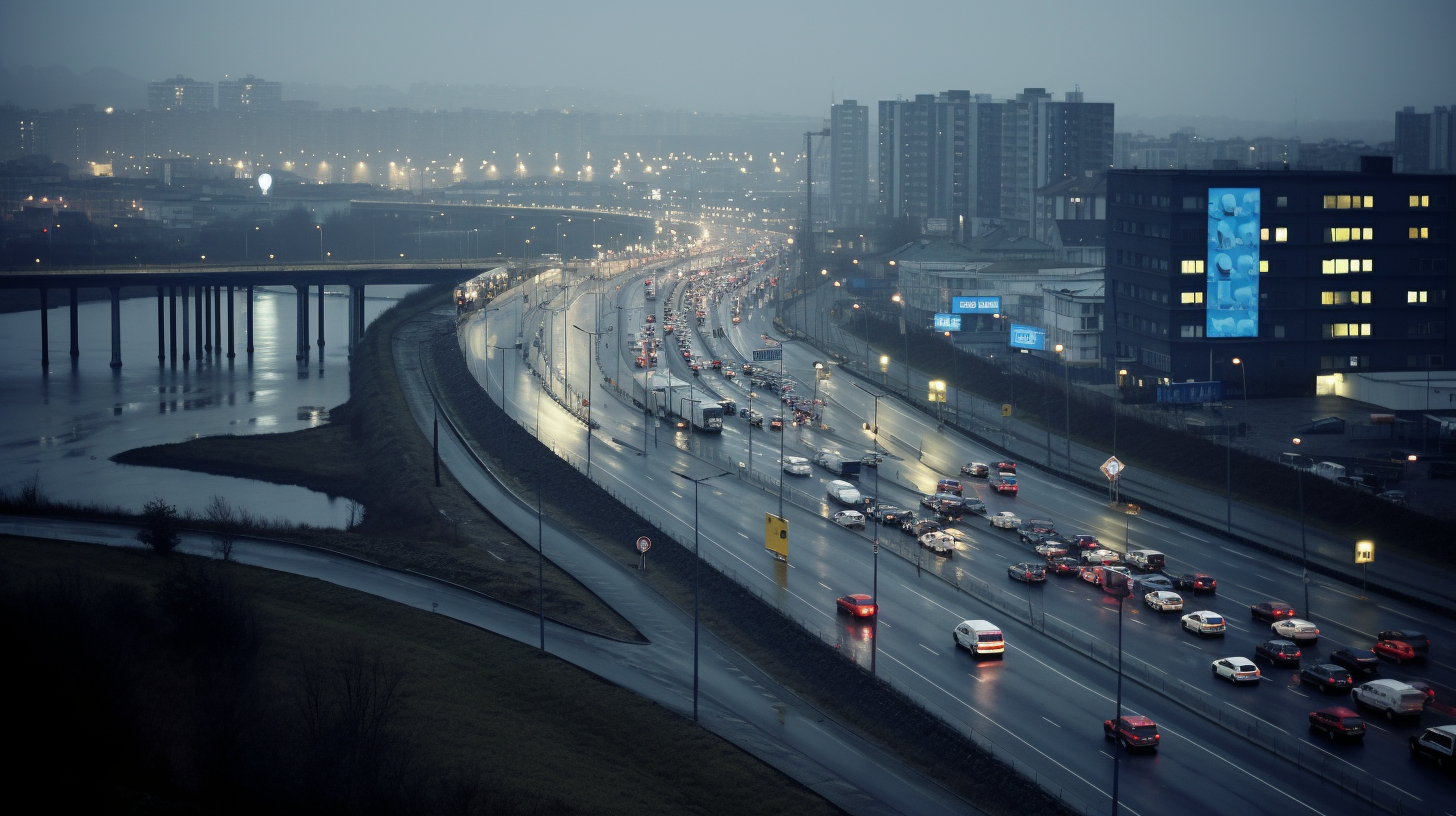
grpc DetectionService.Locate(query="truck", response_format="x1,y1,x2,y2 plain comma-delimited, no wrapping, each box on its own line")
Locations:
1126,550,1166,572
644,278,657,301
814,449,862,479
644,372,722,432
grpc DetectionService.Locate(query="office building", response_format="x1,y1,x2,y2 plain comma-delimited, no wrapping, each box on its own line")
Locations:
146,75,215,111
218,75,284,111
1395,106,1454,173
1104,161,1456,397
829,100,869,227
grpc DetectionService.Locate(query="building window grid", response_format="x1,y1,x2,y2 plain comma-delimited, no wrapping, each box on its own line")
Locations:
1321,258,1374,274
1326,227,1374,243
1409,290,1429,303
1180,260,1204,275
1180,291,1204,304
1322,323,1372,338
1410,227,1430,240
1409,195,1430,208
1320,291,1372,305
1322,195,1374,209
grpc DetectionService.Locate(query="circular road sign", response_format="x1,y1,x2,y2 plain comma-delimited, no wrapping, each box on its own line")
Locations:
635,536,652,553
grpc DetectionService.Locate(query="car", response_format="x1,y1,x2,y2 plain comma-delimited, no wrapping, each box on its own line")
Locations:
1406,680,1437,708
1408,725,1456,768
832,510,866,530
1182,611,1227,636
953,620,1005,656
1017,518,1055,540
1081,548,1122,566
1103,715,1160,751
919,494,942,510
920,532,956,555
1131,574,1175,594
936,478,963,495
1377,629,1429,660
1048,557,1081,576
743,411,764,428
1250,601,1298,622
645,314,656,323
1300,663,1355,693
1373,639,1417,664
1255,639,1302,666
989,511,1021,529
1271,619,1320,643
1212,657,1262,683
769,416,784,431
1144,590,1184,611
1069,534,1102,551
860,453,883,468
908,519,943,537
961,462,990,478
1008,562,1047,582
1309,707,1366,741
1352,679,1428,720
1330,648,1380,675
990,474,1018,495
963,496,987,515
995,461,1018,473
1034,541,1070,559
836,594,877,617
930,493,966,518
870,505,908,524
782,455,812,476
1172,573,1217,593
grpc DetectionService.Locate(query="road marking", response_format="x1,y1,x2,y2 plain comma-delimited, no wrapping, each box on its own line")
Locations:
1219,547,1259,561
920,644,939,656
1153,723,1331,816
738,532,750,539
1142,517,1170,529
966,673,980,683
670,491,683,499
818,582,833,591
1287,687,1309,697
1363,721,1387,733
1318,583,1363,600
1042,717,1060,727
488,551,505,562
1182,532,1210,542
1131,618,1148,626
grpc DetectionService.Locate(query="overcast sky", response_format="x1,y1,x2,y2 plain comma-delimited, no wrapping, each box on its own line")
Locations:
3,0,1452,125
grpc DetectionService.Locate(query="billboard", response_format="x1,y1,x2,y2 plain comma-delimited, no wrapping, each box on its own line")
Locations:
933,313,963,331
1009,324,1046,350
1156,381,1224,405
951,296,1002,314
1207,187,1260,338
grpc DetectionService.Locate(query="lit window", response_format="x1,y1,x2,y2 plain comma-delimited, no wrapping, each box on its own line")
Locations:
1260,227,1270,241
1321,291,1372,305
1275,227,1288,242
1327,228,1373,243
1324,323,1372,338
1323,194,1374,209
1410,227,1430,240
1409,291,1429,303
1409,195,1430,208
1180,260,1204,275
1180,291,1204,304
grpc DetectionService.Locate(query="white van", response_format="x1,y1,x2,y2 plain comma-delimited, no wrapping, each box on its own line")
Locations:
1352,679,1427,720
953,620,1005,656
827,480,862,506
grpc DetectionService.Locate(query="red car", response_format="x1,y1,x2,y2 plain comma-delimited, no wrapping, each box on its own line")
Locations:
1250,602,1297,622
836,594,878,618
991,474,1018,495
1373,639,1417,663
1308,707,1366,741
936,478,963,495
1103,715,1159,751
996,461,1018,473
1048,557,1080,576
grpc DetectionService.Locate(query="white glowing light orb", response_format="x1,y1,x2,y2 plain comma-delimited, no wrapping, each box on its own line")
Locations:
257,173,273,195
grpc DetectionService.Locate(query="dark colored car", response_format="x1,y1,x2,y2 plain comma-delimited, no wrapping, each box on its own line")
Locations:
936,478,963,495
1173,573,1217,593
870,505,908,524
908,519,943,537
1377,629,1429,660
1069,534,1102,551
1250,602,1298,622
1330,648,1380,676
1255,639,1302,667
836,594,877,617
1047,557,1081,576
1309,707,1366,741
1103,715,1159,751
1008,562,1047,583
898,514,922,534
1300,663,1355,693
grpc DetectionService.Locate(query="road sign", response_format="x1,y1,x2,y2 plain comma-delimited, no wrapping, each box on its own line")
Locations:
753,347,783,362
1101,456,1125,481
1001,403,1012,417
765,513,789,561
635,536,652,553
1355,539,1374,564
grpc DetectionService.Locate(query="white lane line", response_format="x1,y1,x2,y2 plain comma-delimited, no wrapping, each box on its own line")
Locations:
1042,717,1061,728
1225,703,1289,734
1131,618,1148,626
1006,645,1115,705
818,582,833,591
1219,547,1259,561
966,673,981,683
1154,722,1331,816
1182,532,1210,542
1287,687,1310,698
1142,517,1170,529
738,532,750,539
1318,583,1363,600
920,644,939,656
670,491,683,499
1363,721,1388,733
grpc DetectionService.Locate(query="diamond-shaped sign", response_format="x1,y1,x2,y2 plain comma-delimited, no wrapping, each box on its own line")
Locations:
1101,456,1125,481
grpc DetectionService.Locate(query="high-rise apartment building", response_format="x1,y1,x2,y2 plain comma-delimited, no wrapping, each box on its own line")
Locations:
829,100,869,226
146,75,215,111
1395,106,1454,173
218,75,283,111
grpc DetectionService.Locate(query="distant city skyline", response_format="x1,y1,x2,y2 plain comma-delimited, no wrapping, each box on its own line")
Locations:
2,0,1452,134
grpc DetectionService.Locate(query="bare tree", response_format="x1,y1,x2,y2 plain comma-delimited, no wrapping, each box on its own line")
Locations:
137,497,181,554
205,495,241,562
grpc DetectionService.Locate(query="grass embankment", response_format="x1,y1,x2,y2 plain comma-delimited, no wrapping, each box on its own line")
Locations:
0,535,841,816
109,284,639,642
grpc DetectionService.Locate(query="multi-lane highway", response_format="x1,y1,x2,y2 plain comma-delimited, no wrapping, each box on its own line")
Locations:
460,245,1456,816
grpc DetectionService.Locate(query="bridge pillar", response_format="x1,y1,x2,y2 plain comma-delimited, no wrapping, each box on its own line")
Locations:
182,286,190,364
295,283,310,360
347,285,358,356
156,287,165,362
356,285,366,345
213,285,221,355
168,287,177,365
109,287,122,369
203,285,212,354
317,283,325,350
193,284,203,361
69,287,79,359
39,288,49,369
245,286,254,354
226,285,235,358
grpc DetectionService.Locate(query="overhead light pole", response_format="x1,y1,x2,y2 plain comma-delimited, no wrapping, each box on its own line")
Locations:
573,323,611,477
672,468,730,722
892,293,909,396
1055,343,1071,472
1293,436,1310,621
852,381,888,676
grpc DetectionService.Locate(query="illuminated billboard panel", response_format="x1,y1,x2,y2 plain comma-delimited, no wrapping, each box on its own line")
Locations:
1206,187,1260,338
1009,324,1046,350
933,314,963,331
951,296,1002,314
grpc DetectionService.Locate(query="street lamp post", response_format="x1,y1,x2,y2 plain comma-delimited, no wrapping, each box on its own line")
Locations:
852,381,888,676
747,391,758,476
892,293,909,396
1055,343,1071,472
1293,437,1310,621
1111,591,1126,816
573,323,611,477
672,468,730,722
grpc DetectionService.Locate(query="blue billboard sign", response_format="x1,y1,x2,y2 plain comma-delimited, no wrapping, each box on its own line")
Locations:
1207,187,1260,338
933,313,963,331
1156,381,1224,405
951,296,1002,314
1009,324,1046,350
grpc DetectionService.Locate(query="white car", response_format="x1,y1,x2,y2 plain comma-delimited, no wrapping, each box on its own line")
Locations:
989,511,1021,529
1144,591,1184,611
1182,611,1227,636
782,455,812,476
832,510,866,530
919,531,956,555
1271,618,1320,642
1212,657,1261,683
1081,548,1122,565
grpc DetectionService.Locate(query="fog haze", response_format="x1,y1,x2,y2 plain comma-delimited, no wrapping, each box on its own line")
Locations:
3,0,1453,137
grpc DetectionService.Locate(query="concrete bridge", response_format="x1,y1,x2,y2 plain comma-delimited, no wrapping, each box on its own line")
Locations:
0,260,507,369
